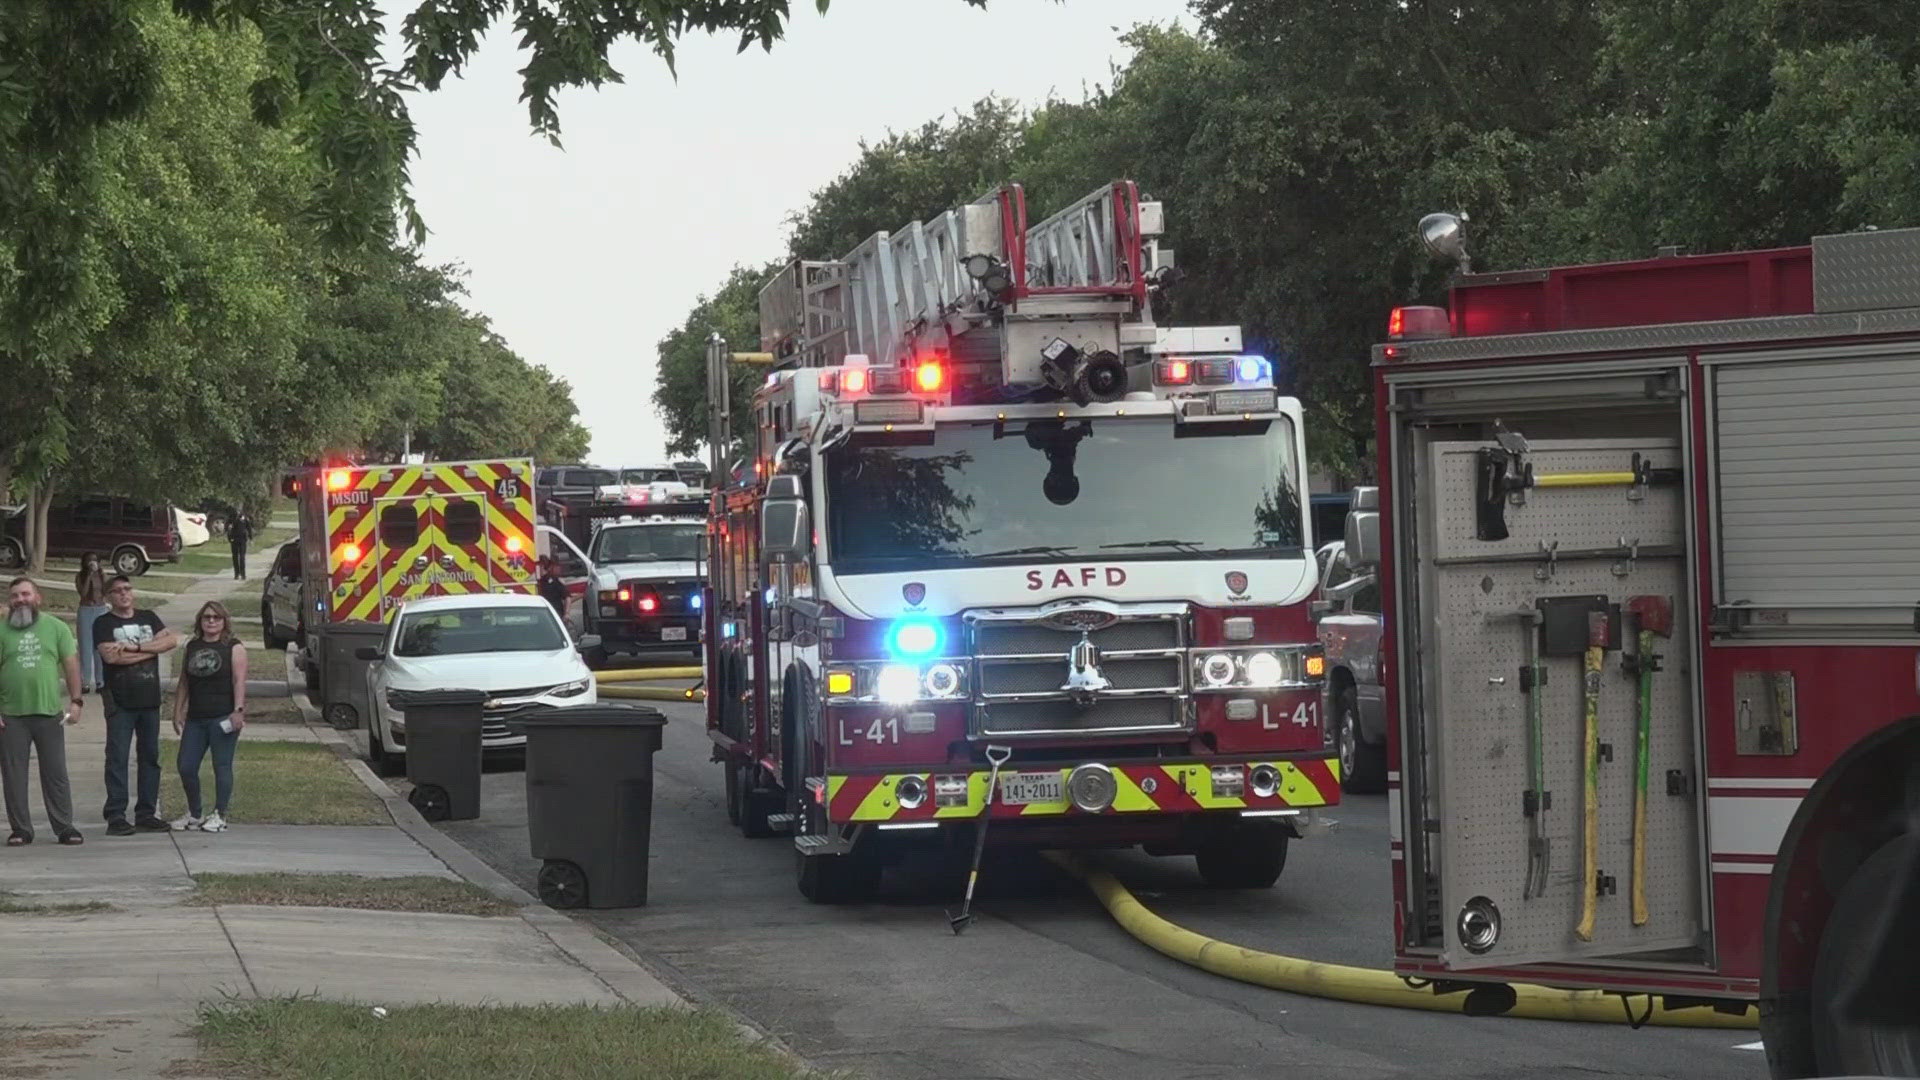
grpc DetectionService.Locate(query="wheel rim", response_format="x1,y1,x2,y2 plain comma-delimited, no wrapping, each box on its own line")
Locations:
115,551,141,574
538,862,588,908
1338,704,1357,777
0,542,20,569
409,785,450,820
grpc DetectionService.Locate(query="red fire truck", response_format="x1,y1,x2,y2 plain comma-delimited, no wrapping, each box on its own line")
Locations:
1354,219,1920,1076
702,181,1339,904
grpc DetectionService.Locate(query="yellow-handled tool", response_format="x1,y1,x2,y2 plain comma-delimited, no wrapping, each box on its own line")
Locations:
1575,609,1610,942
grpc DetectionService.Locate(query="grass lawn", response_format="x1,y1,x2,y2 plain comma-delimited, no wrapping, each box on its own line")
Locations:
188,873,515,916
0,892,113,916
193,1000,822,1080
161,739,386,826
242,695,306,725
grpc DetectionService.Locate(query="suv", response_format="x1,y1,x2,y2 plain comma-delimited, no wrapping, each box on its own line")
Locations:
0,494,183,575
536,466,617,523
580,516,704,665
1316,539,1386,793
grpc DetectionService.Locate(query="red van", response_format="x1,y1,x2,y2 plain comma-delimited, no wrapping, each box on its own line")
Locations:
1,494,183,575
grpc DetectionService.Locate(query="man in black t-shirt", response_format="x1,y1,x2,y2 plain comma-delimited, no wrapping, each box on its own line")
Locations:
537,557,570,622
93,576,177,835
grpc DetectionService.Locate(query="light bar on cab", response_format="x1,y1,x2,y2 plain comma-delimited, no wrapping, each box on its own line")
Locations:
1211,388,1278,414
854,399,923,424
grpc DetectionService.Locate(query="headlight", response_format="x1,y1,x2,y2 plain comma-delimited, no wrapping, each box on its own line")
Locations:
875,664,919,705
922,662,962,698
1244,651,1284,687
552,679,591,698
1201,653,1236,687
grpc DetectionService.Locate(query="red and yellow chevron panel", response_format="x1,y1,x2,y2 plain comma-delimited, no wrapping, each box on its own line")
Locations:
322,458,534,624
824,758,1342,824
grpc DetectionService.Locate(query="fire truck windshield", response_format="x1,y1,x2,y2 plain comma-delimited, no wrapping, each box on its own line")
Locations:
823,416,1305,573
590,523,704,564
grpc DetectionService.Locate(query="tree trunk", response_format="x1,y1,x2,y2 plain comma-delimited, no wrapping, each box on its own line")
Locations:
28,483,54,574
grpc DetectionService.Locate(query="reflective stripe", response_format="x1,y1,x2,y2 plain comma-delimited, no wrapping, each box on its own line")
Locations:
827,758,1340,822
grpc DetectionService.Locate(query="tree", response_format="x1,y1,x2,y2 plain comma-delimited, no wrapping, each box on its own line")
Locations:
652,264,782,459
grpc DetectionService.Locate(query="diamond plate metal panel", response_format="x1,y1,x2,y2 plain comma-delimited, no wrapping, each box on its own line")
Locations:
1813,228,1920,314
1424,439,1705,968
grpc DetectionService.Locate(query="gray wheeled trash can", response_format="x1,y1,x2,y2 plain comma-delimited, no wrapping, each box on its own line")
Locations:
511,704,667,910
387,688,488,822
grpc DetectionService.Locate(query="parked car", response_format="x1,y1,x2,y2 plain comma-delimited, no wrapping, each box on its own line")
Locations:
175,508,211,547
0,494,183,575
1315,539,1387,793
357,593,597,776
261,540,305,651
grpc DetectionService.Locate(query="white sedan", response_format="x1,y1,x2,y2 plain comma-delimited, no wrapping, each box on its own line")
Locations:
359,593,598,775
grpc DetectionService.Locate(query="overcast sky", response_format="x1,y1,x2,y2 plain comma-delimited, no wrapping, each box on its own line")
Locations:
407,0,1190,467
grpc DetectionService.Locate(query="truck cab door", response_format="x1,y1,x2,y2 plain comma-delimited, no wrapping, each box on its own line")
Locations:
536,523,593,637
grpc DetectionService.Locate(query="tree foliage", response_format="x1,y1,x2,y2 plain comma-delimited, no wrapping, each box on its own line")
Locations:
651,264,782,460
655,0,1920,480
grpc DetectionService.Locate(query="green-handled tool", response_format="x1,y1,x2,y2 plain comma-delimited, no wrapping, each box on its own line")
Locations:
1622,596,1672,928
1506,606,1552,899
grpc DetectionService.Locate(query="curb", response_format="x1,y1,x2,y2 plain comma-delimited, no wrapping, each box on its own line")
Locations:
285,653,685,1010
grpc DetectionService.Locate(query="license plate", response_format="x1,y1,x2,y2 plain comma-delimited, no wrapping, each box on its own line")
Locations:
660,627,687,642
998,771,1062,806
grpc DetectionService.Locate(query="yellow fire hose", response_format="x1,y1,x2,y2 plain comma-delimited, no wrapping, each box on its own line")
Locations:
593,666,703,682
1048,853,1757,1029
600,684,705,702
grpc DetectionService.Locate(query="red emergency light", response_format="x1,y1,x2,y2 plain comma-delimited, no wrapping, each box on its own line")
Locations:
1387,305,1450,340
326,469,353,492
341,541,363,563
914,360,946,392
840,368,869,394
1153,359,1191,385
637,594,659,613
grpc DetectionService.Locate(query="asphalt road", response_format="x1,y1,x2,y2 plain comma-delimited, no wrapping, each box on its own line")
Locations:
426,694,1766,1080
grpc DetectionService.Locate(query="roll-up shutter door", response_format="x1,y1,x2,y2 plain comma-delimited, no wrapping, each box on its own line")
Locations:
1715,349,1920,607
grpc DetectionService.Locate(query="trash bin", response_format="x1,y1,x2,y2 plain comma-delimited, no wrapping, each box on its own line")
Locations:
511,704,667,910
387,688,488,822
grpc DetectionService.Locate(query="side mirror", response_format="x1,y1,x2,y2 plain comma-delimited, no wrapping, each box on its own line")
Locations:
1310,598,1333,624
761,475,810,563
354,645,383,662
576,634,602,652
1352,485,1379,512
1346,509,1381,570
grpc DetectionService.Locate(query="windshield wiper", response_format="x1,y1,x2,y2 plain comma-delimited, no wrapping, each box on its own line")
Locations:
972,544,1079,560
1098,539,1207,552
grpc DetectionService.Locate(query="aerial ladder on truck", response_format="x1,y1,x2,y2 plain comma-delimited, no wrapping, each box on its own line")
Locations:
701,180,1332,905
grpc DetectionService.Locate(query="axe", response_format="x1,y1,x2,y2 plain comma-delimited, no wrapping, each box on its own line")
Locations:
1622,595,1672,927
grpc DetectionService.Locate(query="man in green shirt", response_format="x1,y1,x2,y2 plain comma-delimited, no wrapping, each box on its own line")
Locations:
0,576,83,846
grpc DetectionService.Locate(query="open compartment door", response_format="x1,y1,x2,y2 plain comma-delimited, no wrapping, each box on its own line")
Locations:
1421,436,1706,969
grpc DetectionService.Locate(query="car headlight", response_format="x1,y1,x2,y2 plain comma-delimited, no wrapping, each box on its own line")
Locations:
552,679,591,698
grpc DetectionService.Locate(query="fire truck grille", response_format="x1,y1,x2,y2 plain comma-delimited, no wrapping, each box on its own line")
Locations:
974,620,1179,656
967,612,1188,738
975,696,1185,737
978,656,1182,696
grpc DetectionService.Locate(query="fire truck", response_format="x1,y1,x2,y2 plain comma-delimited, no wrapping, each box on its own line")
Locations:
702,180,1338,904
284,458,540,731
1356,219,1920,1075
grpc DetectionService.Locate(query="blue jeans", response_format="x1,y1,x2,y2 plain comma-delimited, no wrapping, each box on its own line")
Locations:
76,605,107,690
103,706,161,823
178,716,237,817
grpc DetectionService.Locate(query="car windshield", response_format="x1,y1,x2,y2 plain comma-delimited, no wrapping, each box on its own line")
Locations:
590,524,704,563
393,606,566,657
621,468,679,484
823,415,1305,573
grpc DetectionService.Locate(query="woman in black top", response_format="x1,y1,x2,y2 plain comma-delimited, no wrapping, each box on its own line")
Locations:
170,600,248,832
73,552,108,693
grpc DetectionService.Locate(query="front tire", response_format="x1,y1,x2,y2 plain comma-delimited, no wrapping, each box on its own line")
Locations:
365,715,403,778
797,849,881,904
261,601,289,650
1195,822,1290,889
1811,837,1920,1076
0,538,22,571
1337,686,1388,794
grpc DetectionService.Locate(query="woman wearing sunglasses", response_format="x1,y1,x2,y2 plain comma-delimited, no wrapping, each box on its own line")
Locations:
170,601,246,832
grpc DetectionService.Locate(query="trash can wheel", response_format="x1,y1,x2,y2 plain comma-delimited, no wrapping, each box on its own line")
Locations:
538,859,589,909
408,783,452,822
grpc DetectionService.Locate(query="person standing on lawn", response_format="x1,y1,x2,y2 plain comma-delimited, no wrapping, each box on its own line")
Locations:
0,577,85,847
228,511,253,580
73,553,108,694
93,575,176,835
171,600,245,833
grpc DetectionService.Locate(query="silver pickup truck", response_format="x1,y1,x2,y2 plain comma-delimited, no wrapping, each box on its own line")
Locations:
1315,533,1386,793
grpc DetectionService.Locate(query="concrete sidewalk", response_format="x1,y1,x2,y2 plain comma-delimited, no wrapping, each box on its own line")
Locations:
0,559,681,1077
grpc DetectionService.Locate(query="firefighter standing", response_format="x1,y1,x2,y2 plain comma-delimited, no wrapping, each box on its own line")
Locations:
537,557,569,621
227,512,253,581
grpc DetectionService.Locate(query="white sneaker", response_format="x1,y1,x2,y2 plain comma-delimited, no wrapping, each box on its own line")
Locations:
199,812,228,833
170,813,203,831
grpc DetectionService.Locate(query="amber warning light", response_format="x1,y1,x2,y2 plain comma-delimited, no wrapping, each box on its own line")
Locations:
1387,305,1449,341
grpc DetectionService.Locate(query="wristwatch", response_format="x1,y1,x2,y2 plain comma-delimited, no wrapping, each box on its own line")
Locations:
69,697,83,707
